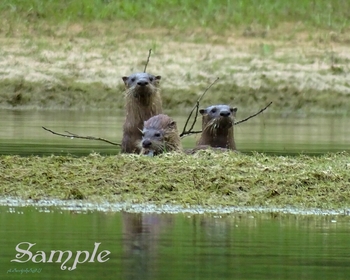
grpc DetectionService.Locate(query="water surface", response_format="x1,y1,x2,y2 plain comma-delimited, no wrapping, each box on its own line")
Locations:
1,206,350,280
0,109,349,155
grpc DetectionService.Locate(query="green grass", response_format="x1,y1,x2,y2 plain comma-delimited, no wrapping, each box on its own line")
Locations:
1,0,349,35
1,151,349,209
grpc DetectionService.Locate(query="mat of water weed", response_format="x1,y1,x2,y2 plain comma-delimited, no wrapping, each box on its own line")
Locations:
1,151,349,209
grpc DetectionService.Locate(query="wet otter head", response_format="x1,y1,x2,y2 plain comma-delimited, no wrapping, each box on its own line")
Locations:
200,105,237,129
121,72,163,154
197,105,238,150
122,73,161,106
140,114,182,156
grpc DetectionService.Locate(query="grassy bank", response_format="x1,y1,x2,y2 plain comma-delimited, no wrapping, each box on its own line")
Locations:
1,0,349,35
1,152,349,209
0,0,350,112
0,38,349,113
1,76,349,112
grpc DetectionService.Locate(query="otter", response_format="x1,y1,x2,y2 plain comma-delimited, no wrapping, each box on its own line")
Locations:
121,72,163,153
196,105,237,150
140,114,182,156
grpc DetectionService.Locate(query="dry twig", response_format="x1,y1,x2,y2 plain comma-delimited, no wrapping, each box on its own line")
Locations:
143,49,152,73
42,127,121,146
234,101,272,125
179,77,219,137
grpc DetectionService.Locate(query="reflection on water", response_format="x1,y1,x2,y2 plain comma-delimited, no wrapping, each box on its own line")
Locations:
121,212,174,280
0,109,349,155
1,206,350,280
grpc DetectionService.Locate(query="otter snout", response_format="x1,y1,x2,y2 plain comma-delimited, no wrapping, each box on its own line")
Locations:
142,139,152,148
220,110,231,117
137,80,149,87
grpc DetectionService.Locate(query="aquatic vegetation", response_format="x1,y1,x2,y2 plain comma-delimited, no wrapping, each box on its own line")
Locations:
1,152,349,209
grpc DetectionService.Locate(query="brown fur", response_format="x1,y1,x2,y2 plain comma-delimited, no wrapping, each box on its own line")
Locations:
140,114,182,156
121,72,163,153
196,105,237,150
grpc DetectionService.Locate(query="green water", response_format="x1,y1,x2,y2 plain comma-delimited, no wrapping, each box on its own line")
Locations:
0,109,349,155
1,206,350,279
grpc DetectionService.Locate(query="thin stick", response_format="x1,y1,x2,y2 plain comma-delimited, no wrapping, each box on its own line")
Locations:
42,127,121,146
143,49,152,73
179,77,219,137
234,101,272,125
180,130,202,138
180,102,273,138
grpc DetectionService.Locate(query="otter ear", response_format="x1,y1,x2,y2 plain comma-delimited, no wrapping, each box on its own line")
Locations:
231,107,238,117
168,120,177,129
155,76,161,80
199,109,207,115
122,76,128,86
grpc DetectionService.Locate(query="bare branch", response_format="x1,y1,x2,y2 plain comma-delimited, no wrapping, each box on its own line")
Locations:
234,101,272,125
143,49,152,73
180,130,202,138
179,77,219,137
42,127,121,146
64,131,79,136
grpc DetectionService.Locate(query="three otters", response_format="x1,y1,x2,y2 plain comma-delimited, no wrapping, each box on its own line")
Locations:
120,72,237,156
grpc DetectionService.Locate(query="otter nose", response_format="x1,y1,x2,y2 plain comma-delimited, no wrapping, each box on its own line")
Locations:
137,80,149,86
220,110,231,117
142,139,152,148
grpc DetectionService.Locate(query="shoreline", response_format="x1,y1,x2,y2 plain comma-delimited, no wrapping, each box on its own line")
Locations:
1,197,349,216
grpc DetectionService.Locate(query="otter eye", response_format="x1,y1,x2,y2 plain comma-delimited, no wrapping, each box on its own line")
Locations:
131,78,135,82
154,132,161,137
211,108,217,113
149,77,154,82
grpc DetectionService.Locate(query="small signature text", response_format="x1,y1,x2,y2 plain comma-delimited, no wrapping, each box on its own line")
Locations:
7,268,42,274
